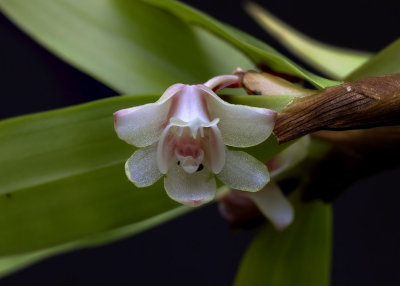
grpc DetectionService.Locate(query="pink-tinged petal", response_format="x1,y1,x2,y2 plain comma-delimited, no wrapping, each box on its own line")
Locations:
198,85,277,147
164,165,216,207
125,144,162,187
217,150,269,191
156,124,175,174
203,75,240,92
269,136,310,178
245,183,294,230
114,84,184,147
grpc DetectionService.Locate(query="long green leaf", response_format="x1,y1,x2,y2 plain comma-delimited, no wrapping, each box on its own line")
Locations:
244,2,372,80
346,38,400,80
0,0,339,93
141,0,340,89
235,198,332,286
0,0,254,94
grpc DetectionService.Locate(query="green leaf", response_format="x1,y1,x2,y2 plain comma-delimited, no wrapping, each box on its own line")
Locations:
0,0,339,93
235,197,332,286
0,205,189,277
346,38,400,80
244,2,372,80
0,93,292,258
0,0,254,94
0,94,186,257
141,0,340,89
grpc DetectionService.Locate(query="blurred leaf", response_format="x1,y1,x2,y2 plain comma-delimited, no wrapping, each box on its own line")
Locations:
0,205,189,277
235,197,332,286
0,0,254,94
141,0,339,89
346,38,400,80
245,2,372,80
0,93,292,258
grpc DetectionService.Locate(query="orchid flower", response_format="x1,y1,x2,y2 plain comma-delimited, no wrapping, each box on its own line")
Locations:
219,136,310,230
114,75,277,206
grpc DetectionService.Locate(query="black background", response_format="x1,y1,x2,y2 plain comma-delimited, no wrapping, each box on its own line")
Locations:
1,0,399,285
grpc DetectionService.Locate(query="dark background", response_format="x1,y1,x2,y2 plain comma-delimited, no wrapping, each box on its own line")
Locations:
1,0,399,285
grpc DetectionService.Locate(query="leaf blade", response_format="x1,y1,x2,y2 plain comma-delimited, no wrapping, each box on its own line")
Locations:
244,2,372,80
0,0,254,94
346,38,400,80
235,199,332,286
141,0,340,89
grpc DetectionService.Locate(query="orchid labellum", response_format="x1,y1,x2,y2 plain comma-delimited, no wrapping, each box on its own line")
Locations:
114,75,277,206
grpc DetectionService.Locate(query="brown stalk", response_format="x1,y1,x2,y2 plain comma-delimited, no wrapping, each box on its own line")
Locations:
273,74,400,144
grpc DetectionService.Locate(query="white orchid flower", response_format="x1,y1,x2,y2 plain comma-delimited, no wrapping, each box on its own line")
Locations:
114,75,277,206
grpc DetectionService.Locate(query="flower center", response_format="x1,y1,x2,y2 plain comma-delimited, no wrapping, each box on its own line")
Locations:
174,128,205,174
175,146,204,174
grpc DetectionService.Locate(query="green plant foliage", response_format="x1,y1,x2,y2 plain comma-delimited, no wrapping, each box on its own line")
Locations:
346,38,400,80
0,0,338,94
235,198,332,286
141,0,339,89
0,95,186,256
244,1,372,80
0,0,338,279
0,206,189,277
0,0,254,94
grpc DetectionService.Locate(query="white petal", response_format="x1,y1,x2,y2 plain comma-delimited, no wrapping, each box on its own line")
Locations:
125,144,162,187
164,165,216,207
269,136,310,178
114,84,184,147
198,85,277,147
245,183,294,230
217,150,269,191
